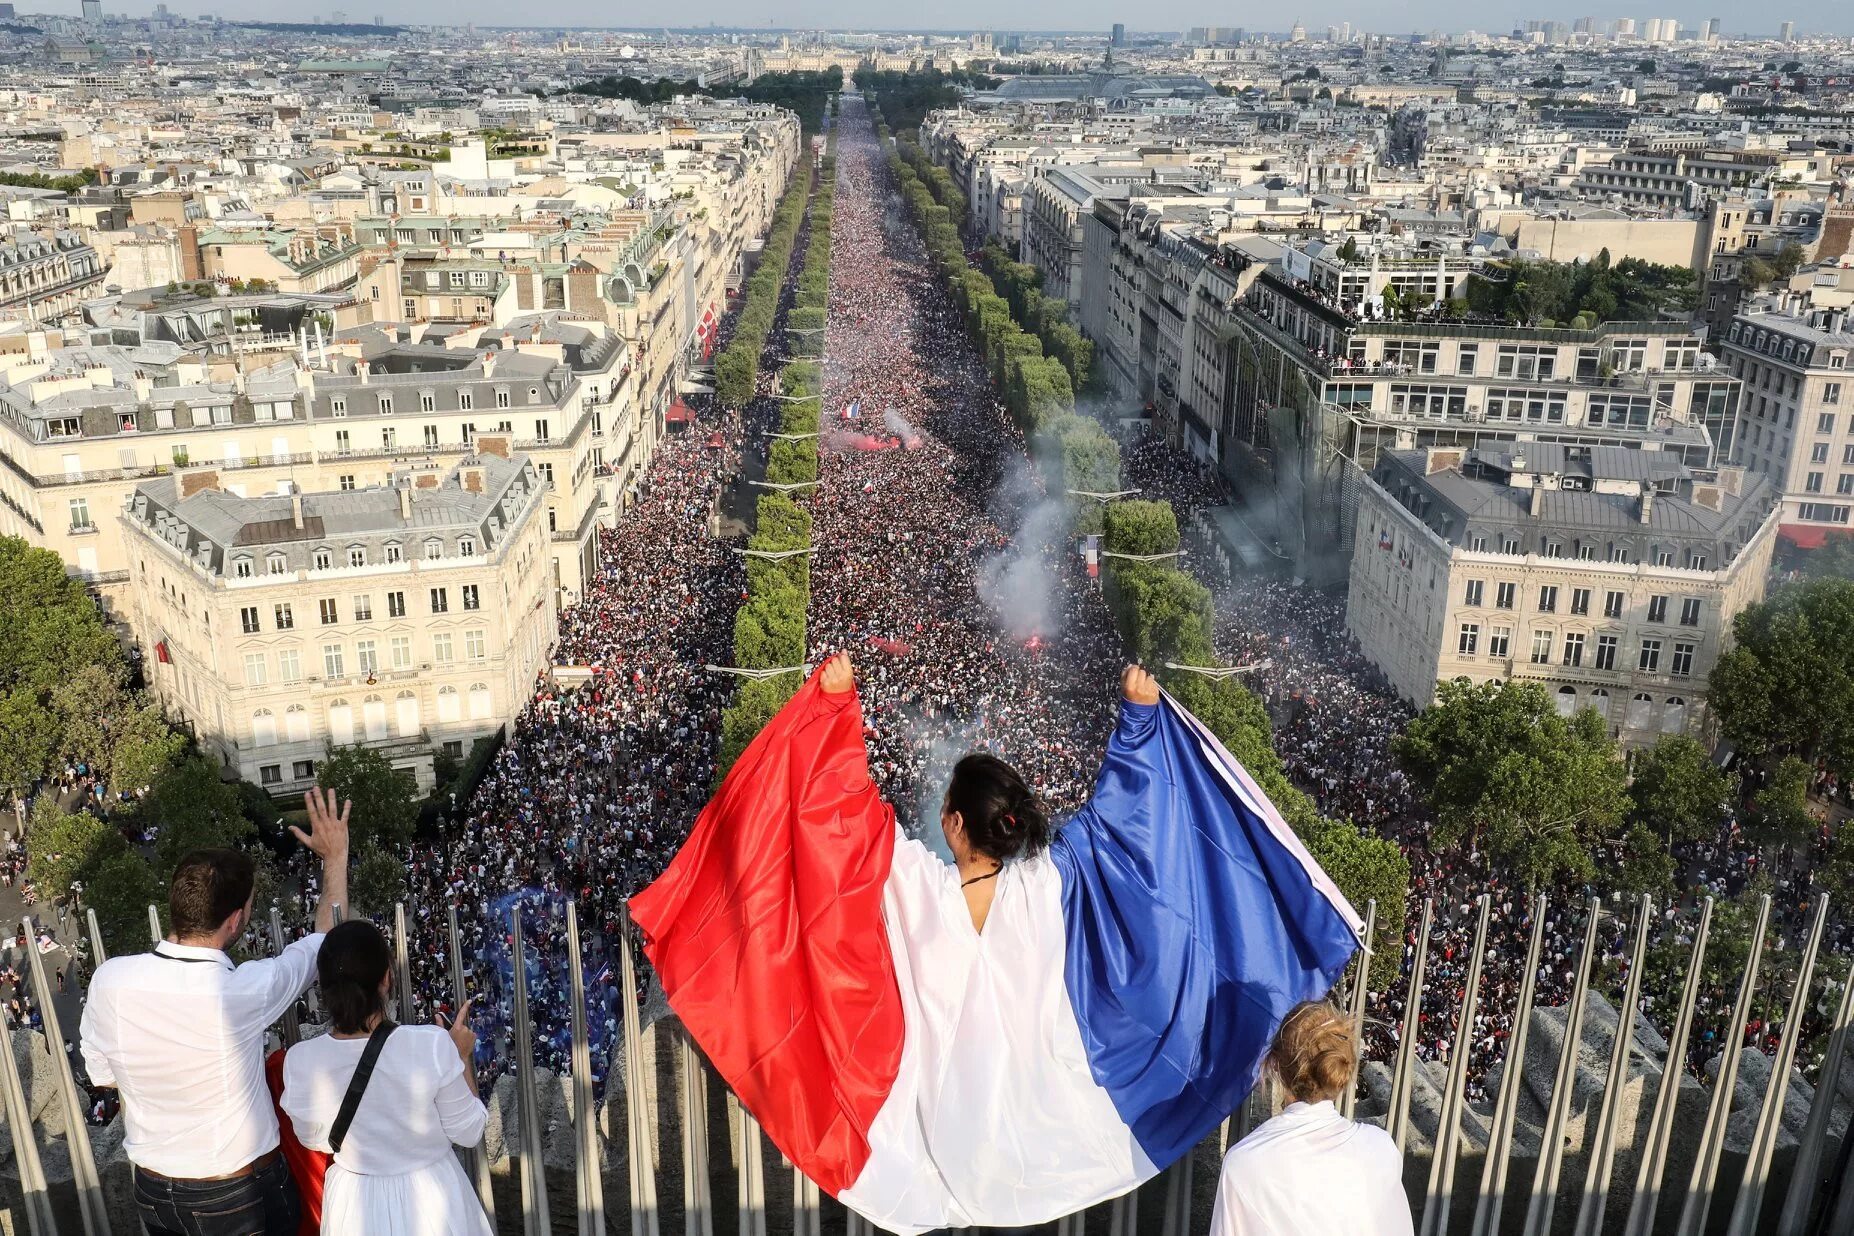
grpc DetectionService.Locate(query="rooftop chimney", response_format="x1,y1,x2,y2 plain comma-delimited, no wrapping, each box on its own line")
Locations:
290,489,304,530
1529,484,1544,517
475,433,511,460
179,468,221,499
1639,487,1656,524
397,482,411,520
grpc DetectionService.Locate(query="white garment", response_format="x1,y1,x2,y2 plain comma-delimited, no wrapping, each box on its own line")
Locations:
80,934,323,1177
1209,1101,1413,1236
837,829,1152,1235
281,1025,491,1236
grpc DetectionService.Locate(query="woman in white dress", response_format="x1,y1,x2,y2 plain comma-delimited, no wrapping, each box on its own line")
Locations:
1209,1001,1414,1236
281,919,492,1236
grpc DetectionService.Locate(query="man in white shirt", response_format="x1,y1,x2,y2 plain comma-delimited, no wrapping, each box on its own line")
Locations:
82,787,351,1236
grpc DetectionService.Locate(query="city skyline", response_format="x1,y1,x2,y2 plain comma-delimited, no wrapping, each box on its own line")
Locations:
75,4,1854,38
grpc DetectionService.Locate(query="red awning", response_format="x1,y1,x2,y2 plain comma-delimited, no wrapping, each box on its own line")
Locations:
1780,523,1833,550
665,401,695,424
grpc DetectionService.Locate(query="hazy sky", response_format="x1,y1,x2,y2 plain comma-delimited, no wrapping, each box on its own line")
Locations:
152,3,1849,37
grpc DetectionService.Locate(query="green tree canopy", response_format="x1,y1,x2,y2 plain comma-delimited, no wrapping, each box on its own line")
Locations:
1395,679,1629,888
316,745,418,850
1627,734,1731,845
142,755,254,872
1710,578,1854,776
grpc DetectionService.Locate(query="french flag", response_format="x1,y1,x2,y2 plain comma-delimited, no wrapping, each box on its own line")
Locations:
630,671,1362,1233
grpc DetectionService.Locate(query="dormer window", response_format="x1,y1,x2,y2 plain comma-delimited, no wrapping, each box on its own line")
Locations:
267,553,287,575
347,546,367,568
312,548,333,570
233,557,253,578
457,536,475,558
384,542,402,564
424,539,443,561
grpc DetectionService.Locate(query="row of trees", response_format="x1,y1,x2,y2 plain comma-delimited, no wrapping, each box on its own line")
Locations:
564,71,840,134
973,244,1094,394
876,117,1077,437
1098,503,1411,963
714,163,815,410
0,168,98,195
718,145,836,774
1394,679,1740,895
851,69,997,132
1462,249,1698,326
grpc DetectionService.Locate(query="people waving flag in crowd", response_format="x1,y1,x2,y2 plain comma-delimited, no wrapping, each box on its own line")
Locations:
630,654,1362,1233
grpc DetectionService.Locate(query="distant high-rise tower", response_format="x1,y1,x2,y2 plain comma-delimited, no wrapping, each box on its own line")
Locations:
80,0,101,20
1779,19,1795,41
1111,22,1126,46
1572,16,1593,33
1615,17,1637,35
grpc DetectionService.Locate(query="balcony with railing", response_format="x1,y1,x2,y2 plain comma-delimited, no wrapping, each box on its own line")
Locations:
6,885,1850,1234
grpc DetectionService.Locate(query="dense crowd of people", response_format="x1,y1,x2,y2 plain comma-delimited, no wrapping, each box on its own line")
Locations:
365,97,1845,1109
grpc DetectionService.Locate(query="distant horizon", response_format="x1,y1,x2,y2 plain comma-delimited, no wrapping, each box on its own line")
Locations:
66,5,1854,40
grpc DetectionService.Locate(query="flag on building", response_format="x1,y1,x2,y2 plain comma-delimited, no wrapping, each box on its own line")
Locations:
630,671,1362,1234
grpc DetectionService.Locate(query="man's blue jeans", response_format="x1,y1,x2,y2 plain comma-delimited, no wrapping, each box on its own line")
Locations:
132,1155,301,1236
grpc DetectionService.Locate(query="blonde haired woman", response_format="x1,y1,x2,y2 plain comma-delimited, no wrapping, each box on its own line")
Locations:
1208,1001,1413,1236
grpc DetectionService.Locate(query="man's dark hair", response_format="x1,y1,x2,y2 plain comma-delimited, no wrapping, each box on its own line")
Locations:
168,849,257,938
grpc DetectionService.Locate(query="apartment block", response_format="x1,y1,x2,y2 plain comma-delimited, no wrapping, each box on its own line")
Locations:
1348,444,1778,745
123,453,555,792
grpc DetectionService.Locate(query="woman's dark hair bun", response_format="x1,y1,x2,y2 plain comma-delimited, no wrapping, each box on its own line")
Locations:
318,918,392,1035
946,753,1051,860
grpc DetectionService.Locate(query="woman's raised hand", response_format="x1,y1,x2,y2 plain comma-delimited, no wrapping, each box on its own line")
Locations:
1122,665,1160,706
820,652,855,694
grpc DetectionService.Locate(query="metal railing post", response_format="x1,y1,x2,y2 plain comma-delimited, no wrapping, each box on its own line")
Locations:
447,903,496,1226
84,907,106,966
1419,894,1490,1236
618,909,660,1236
267,908,301,1048
1777,956,1854,1236
510,902,552,1235
1387,897,1434,1154
731,1091,767,1236
1109,1189,1138,1236
681,1034,714,1236
1726,893,1832,1236
1338,898,1376,1120
792,1157,821,1236
21,914,110,1234
1623,897,1713,1236
1160,1152,1194,1236
1522,896,1603,1236
1470,895,1549,1236
392,902,414,1026
147,903,161,946
1675,893,1773,1236
566,902,608,1236
1572,895,1653,1236
0,1003,55,1235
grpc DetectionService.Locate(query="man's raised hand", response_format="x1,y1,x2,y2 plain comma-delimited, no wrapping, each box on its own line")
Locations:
290,786,352,864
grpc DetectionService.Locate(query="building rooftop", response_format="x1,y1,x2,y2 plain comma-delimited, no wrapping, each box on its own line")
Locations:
1374,444,1776,561
125,451,542,578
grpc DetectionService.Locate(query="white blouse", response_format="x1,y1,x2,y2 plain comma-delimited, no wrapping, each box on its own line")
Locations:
1209,1101,1414,1236
281,1025,487,1174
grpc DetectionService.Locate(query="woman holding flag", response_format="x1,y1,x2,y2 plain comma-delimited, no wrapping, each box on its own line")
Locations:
630,653,1368,1234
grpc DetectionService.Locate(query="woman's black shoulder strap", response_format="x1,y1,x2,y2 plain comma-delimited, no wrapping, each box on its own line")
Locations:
328,1022,398,1154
